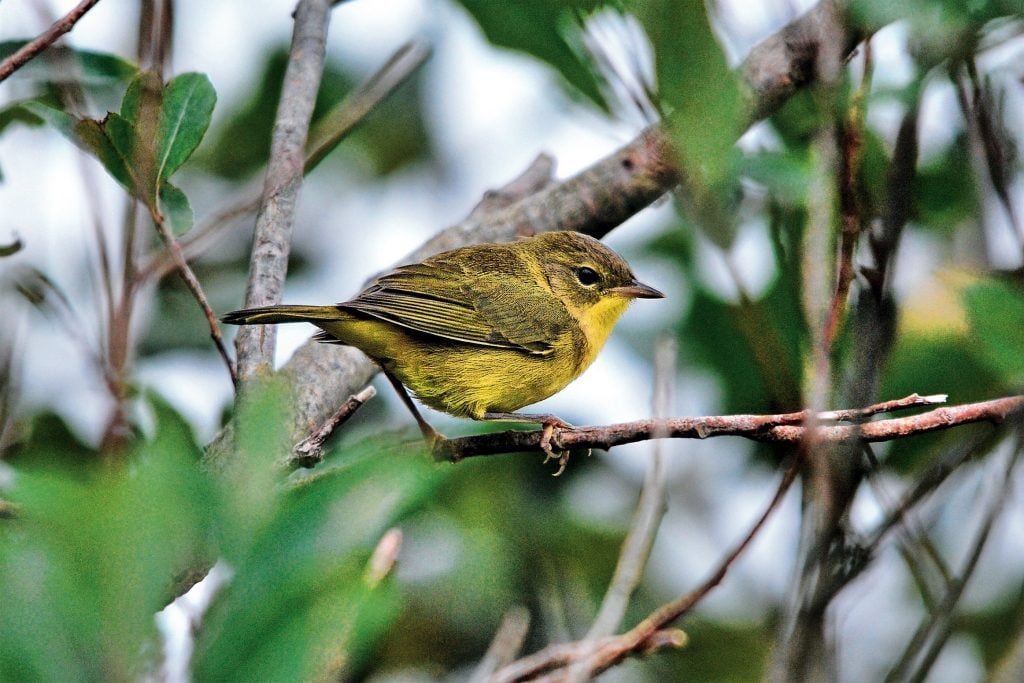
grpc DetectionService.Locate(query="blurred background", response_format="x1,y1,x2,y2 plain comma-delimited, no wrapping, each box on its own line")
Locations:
2,0,1024,680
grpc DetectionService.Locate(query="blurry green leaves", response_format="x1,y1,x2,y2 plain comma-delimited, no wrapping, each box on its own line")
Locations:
0,397,214,681
25,71,215,234
194,430,443,682
200,47,431,180
964,278,1024,388
0,41,137,100
1,381,447,680
454,0,608,110
632,0,743,187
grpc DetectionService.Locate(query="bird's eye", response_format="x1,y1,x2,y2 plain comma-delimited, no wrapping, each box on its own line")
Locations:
576,266,600,286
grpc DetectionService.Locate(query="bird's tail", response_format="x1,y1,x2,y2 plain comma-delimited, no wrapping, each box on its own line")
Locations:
220,304,342,326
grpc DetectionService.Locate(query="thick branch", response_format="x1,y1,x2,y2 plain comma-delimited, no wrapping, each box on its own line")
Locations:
0,0,103,84
439,395,1023,461
234,0,332,380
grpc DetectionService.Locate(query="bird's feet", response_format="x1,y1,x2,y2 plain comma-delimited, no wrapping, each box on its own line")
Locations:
538,418,574,476
482,412,580,475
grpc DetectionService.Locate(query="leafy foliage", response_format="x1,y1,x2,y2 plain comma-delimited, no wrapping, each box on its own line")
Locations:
22,70,214,234
454,0,609,110
0,385,444,680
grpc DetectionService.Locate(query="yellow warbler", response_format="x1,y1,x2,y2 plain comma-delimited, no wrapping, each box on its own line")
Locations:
222,230,663,461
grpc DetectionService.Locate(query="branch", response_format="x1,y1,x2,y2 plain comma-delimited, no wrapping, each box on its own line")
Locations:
890,437,1023,681
233,0,332,380
438,394,1020,462
823,39,872,351
142,39,429,283
493,451,803,682
469,606,531,683
289,385,375,468
567,339,675,681
0,0,103,84
148,207,237,386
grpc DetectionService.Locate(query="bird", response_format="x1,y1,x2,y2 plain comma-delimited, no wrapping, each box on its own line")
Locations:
222,230,663,470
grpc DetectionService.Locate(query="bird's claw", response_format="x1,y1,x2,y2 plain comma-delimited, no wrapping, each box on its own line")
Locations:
540,421,571,476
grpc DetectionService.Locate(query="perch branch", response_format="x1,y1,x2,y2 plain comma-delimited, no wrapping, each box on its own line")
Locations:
439,394,1018,462
290,385,376,467
0,0,103,84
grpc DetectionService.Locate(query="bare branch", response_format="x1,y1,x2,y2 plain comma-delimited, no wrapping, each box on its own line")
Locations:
148,207,237,386
440,394,1013,462
0,0,104,84
823,39,872,351
304,39,431,173
289,385,376,468
890,436,1023,681
739,0,866,123
234,0,332,380
494,451,803,682
470,606,531,683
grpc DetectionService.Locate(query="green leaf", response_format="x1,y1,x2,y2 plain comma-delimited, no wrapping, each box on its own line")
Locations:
20,100,77,140
158,181,193,234
0,396,215,681
0,235,21,257
0,41,137,87
120,71,163,125
155,72,216,181
0,101,46,135
193,437,444,682
742,149,811,205
964,279,1024,387
634,0,743,186
73,117,136,190
454,0,608,110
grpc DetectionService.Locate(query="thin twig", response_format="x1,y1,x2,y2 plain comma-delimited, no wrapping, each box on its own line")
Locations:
566,339,675,681
439,394,1014,462
141,39,432,282
865,432,1001,551
493,451,804,682
305,39,430,172
469,606,531,683
890,435,1023,682
290,385,376,467
0,0,103,84
234,0,333,380
823,37,872,351
148,206,237,386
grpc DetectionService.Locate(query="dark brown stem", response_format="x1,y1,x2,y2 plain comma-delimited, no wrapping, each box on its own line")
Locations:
148,206,237,386
0,0,103,84
823,38,872,351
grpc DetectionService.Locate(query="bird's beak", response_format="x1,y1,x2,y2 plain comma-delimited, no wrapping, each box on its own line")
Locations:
610,280,665,299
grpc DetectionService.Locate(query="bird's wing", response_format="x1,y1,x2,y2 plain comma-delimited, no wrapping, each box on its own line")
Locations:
341,261,572,355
